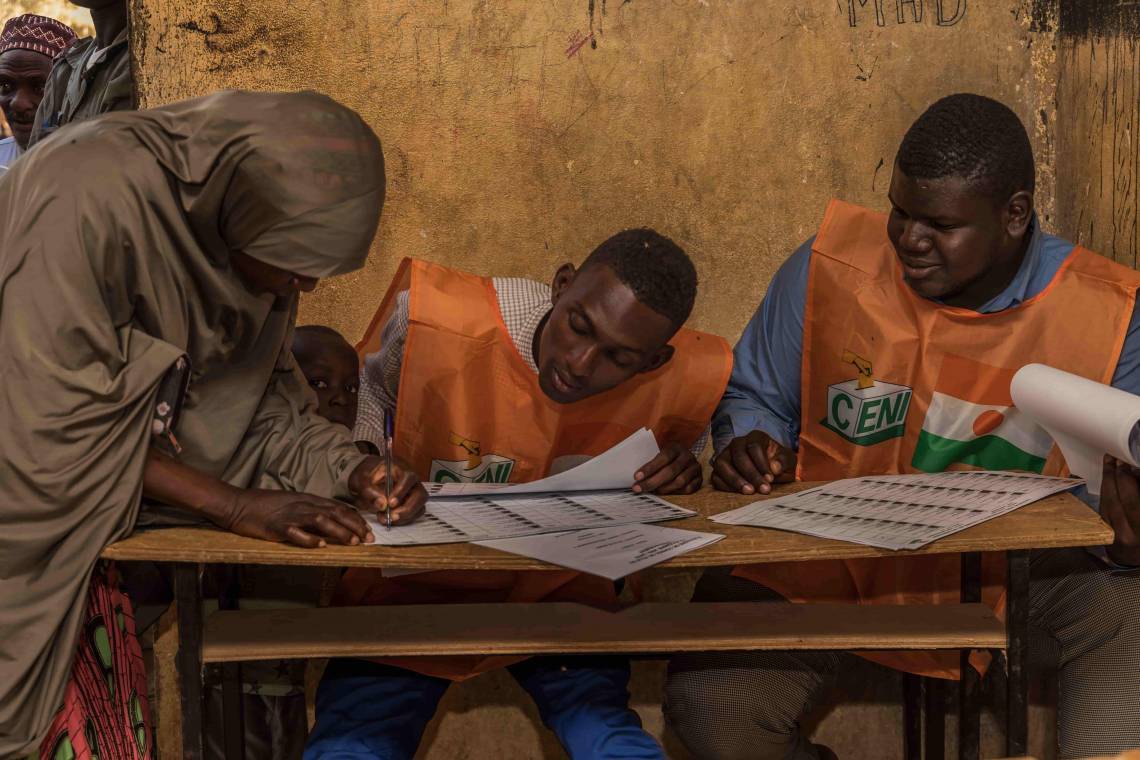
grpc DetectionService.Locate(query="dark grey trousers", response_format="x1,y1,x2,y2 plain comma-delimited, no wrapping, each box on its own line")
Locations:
664,549,1140,760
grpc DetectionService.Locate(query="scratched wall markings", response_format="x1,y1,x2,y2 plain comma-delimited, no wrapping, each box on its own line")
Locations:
847,0,966,28
566,30,593,58
586,0,635,49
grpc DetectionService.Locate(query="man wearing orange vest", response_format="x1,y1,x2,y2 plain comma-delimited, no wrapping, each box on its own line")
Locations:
304,229,732,759
663,94,1140,759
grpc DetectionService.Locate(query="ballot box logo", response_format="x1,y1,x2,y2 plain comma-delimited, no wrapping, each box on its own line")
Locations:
823,380,913,445
822,350,913,446
430,432,516,483
911,355,1053,473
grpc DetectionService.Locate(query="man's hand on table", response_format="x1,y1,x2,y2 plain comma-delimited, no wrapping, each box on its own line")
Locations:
711,430,796,495
1100,455,1140,567
223,489,374,548
349,455,428,525
633,443,703,495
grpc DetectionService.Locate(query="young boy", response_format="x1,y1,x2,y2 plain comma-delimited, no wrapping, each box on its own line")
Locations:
203,324,369,760
293,324,361,433
305,229,733,759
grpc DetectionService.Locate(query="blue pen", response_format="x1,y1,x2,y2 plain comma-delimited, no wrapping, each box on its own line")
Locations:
383,409,394,530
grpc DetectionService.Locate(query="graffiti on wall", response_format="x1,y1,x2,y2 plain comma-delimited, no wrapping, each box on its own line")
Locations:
847,0,966,28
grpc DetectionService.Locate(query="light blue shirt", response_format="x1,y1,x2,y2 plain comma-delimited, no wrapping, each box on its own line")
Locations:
0,136,22,177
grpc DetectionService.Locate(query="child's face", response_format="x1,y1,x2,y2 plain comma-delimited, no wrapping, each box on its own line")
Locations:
293,333,359,430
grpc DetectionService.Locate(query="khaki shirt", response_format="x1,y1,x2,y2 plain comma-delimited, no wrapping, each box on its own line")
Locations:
27,28,132,147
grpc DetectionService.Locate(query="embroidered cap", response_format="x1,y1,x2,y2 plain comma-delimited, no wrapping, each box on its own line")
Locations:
0,14,77,59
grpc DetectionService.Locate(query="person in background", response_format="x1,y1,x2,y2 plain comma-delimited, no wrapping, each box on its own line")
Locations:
27,0,130,147
663,94,1140,760
305,233,733,760
0,13,76,174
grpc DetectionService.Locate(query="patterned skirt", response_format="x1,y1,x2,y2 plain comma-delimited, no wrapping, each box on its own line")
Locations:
39,563,154,760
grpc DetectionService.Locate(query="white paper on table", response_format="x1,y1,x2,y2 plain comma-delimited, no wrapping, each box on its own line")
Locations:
476,524,724,580
710,471,1080,551
1011,364,1140,495
424,427,660,497
364,490,695,546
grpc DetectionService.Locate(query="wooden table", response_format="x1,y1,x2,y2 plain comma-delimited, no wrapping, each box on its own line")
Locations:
102,485,1112,760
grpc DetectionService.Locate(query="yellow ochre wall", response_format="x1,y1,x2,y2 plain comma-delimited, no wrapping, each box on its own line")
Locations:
132,0,1058,344
125,1,1139,757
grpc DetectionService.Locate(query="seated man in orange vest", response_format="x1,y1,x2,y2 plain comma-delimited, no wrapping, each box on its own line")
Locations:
663,94,1140,760
304,229,732,759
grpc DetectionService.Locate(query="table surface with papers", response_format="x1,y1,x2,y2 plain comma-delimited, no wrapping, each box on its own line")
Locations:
102,482,1113,569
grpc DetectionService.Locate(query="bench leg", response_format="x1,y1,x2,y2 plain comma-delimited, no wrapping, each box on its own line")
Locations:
958,552,981,760
174,563,204,760
1005,550,1030,756
925,676,945,760
904,673,923,759
218,566,246,760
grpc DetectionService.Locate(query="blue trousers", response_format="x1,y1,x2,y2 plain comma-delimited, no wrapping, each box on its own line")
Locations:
304,656,665,759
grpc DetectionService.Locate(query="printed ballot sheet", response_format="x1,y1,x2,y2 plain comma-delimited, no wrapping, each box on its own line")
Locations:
476,524,725,580
424,428,660,497
365,490,695,546
711,471,1080,551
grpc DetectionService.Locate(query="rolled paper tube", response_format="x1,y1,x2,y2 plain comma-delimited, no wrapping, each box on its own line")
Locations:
1010,364,1140,495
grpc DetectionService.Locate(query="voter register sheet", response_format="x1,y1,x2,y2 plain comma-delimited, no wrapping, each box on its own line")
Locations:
363,429,725,577
711,471,1079,551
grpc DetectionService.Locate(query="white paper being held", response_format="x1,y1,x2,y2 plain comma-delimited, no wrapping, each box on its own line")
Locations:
424,427,661,497
1011,364,1140,495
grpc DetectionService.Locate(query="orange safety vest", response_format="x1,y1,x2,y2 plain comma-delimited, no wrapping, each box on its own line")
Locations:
734,199,1140,679
338,257,732,680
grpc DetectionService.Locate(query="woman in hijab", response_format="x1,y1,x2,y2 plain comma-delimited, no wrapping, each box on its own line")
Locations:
0,89,426,759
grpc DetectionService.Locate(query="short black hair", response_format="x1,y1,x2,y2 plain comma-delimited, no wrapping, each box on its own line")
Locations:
582,228,697,329
293,324,355,358
294,324,349,343
897,94,1035,202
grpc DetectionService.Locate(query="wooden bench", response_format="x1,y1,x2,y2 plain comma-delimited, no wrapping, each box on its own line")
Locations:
102,485,1113,760
201,601,1006,662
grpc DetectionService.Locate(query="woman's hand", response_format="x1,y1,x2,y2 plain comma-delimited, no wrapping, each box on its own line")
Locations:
143,449,374,548
222,489,374,548
348,455,428,525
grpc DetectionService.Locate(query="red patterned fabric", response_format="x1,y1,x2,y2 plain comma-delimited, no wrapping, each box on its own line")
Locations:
38,564,153,760
0,14,76,59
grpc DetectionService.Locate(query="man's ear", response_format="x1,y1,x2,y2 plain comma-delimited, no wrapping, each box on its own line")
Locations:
640,344,674,374
1004,190,1034,239
550,263,576,306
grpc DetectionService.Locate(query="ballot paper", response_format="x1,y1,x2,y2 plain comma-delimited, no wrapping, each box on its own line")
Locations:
711,471,1080,551
476,524,725,580
364,490,695,546
1011,364,1140,495
424,428,660,497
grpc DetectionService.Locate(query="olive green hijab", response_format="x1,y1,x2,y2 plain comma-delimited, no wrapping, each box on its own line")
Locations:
0,90,384,755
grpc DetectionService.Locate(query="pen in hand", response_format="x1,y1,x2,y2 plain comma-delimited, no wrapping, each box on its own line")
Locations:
384,409,394,530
